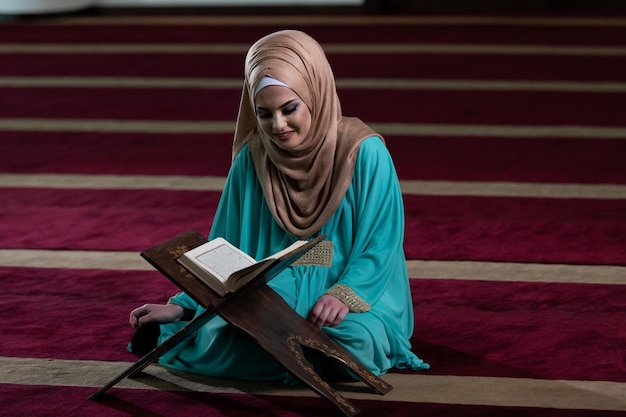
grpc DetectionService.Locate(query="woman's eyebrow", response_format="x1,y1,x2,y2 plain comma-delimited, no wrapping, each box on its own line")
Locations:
256,99,298,111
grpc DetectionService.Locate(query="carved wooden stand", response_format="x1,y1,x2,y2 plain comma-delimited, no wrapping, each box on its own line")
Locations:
89,231,392,416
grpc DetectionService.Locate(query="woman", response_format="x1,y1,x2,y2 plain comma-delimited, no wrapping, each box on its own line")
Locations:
129,30,429,382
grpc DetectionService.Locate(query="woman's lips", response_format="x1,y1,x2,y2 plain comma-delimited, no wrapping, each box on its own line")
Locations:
275,131,294,140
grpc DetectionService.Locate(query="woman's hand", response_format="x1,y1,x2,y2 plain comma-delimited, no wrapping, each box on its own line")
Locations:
129,303,184,329
309,294,348,328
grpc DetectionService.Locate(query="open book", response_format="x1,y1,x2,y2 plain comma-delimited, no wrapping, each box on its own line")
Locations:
176,235,325,296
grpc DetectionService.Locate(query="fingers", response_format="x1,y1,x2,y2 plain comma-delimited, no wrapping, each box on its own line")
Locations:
309,306,328,328
129,303,185,329
129,304,150,329
321,307,347,327
309,295,349,328
312,307,345,328
330,308,348,327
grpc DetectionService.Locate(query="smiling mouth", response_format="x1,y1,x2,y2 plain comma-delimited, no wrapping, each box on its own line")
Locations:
275,131,294,140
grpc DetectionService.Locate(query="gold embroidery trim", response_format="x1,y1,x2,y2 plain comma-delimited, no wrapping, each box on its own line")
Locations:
325,284,370,313
292,240,333,267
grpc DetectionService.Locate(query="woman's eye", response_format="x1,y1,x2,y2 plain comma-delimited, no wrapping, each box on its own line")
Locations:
283,105,298,115
257,112,271,119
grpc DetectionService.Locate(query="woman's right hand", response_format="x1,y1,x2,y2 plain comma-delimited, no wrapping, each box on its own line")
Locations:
129,303,184,329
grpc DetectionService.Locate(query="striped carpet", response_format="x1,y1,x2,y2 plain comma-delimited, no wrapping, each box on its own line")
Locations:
1,12,625,417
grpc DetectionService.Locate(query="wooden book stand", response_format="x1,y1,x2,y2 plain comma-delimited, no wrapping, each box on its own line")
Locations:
89,230,392,416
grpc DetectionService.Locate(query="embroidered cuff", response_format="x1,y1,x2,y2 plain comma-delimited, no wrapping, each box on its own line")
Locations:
325,284,370,313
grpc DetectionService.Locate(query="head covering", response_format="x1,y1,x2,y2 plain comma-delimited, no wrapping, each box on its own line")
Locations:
233,30,381,238
253,76,289,97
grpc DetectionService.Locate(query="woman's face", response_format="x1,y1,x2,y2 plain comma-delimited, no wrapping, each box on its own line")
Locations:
255,85,312,152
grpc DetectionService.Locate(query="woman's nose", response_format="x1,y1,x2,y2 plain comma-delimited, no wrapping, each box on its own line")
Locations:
272,114,286,131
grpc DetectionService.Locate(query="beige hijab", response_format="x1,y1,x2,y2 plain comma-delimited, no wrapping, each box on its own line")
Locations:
233,30,381,238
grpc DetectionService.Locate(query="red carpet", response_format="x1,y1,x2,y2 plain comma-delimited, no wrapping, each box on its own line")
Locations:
2,21,626,45
3,87,626,126
2,133,626,183
1,188,625,265
4,52,626,82
1,11,626,417
2,266,625,383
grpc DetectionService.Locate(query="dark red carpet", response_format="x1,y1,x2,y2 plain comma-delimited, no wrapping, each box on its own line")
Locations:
4,52,626,82
2,132,626,184
2,266,625,383
1,187,625,265
3,22,626,45
3,87,625,126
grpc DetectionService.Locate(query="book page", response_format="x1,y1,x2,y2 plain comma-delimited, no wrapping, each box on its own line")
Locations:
265,240,308,261
192,243,255,283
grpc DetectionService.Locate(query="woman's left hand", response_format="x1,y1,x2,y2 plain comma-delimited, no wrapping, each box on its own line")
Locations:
309,294,349,328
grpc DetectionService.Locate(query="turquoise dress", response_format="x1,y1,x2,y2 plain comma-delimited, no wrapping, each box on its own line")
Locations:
157,136,429,382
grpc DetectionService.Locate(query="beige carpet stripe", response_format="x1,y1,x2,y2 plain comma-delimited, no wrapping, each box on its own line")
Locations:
1,356,625,411
1,43,626,56
340,79,626,93
400,180,626,199
2,173,626,199
0,249,152,271
407,260,626,285
1,249,624,285
38,15,626,27
3,76,626,93
3,119,626,139
0,118,235,134
0,76,244,89
0,173,227,191
368,123,626,139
